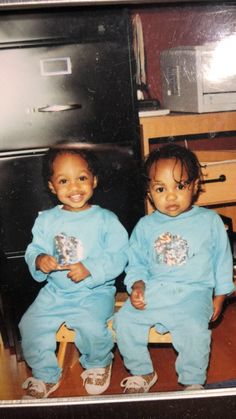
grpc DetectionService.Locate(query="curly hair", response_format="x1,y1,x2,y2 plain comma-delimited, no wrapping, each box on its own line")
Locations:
43,142,100,184
144,143,203,201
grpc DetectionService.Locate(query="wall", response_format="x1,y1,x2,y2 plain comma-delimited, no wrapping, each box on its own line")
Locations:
133,3,236,104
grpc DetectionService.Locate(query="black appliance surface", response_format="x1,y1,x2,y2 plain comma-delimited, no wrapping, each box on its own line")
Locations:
0,9,138,150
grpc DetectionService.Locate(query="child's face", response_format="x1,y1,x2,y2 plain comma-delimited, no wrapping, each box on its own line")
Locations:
48,153,97,212
148,158,198,217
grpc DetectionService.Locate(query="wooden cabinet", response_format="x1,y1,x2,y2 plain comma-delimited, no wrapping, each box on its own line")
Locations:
194,150,236,206
140,111,236,157
140,111,236,226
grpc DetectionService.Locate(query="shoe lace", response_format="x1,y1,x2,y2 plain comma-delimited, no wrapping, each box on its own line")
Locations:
120,376,149,392
22,377,46,394
81,368,106,385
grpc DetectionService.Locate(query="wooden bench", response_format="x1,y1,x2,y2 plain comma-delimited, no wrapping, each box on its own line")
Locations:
56,292,172,369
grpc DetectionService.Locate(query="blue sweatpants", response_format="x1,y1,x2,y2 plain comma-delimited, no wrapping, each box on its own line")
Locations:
19,283,115,384
114,283,213,385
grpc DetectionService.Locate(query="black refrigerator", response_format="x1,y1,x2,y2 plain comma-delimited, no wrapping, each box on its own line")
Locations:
0,8,143,357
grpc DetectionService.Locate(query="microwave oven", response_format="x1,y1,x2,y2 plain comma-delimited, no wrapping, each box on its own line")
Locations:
160,43,236,113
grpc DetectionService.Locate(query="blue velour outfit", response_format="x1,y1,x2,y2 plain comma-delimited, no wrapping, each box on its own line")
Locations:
19,205,128,384
114,206,234,385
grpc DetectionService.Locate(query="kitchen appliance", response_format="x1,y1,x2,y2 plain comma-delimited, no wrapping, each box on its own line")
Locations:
160,42,236,113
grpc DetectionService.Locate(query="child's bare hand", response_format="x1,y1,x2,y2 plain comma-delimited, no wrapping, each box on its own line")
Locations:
130,280,146,310
64,262,90,283
211,294,226,322
36,254,60,273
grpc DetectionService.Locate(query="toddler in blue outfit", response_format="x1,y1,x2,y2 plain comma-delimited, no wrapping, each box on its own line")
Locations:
114,143,234,393
19,143,128,399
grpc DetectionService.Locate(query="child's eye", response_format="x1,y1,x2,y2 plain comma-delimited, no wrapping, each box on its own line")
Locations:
59,179,67,184
156,186,165,193
177,182,187,190
79,175,88,181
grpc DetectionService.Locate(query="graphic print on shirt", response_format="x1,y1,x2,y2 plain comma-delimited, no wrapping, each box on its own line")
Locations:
54,232,84,265
154,232,189,266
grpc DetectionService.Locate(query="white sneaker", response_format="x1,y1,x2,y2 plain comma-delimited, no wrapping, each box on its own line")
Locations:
22,377,60,399
121,371,158,393
81,363,112,395
184,384,204,391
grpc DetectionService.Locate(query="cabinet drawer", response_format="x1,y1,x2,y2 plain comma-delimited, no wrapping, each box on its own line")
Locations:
196,151,236,206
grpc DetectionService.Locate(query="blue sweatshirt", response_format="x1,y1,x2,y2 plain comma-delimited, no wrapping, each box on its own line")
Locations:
25,205,128,292
125,206,234,296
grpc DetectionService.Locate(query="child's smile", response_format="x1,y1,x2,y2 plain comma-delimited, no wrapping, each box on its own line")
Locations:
69,193,83,202
48,153,97,212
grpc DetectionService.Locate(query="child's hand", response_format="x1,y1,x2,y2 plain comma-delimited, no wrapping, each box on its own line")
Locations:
211,294,226,322
64,262,90,283
36,254,60,273
130,280,146,310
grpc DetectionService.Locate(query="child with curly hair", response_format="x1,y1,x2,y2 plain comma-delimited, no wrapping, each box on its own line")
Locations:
114,143,234,393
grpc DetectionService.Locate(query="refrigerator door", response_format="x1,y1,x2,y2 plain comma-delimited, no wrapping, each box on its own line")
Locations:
0,41,137,150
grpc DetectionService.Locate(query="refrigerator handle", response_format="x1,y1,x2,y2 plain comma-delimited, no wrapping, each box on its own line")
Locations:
38,104,82,112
